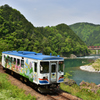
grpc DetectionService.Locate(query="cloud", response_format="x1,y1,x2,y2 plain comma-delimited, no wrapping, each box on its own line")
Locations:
0,0,100,26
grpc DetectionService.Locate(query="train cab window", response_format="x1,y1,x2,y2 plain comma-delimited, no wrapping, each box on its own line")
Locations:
40,62,49,73
59,61,63,72
51,64,56,72
17,59,20,66
4,55,6,61
34,63,37,72
21,60,24,68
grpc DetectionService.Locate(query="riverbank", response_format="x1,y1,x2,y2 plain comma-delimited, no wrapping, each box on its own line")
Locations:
80,58,100,72
60,79,100,100
63,54,77,59
80,65,97,72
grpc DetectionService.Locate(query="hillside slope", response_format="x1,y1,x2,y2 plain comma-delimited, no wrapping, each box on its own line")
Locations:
69,22,100,46
0,4,90,57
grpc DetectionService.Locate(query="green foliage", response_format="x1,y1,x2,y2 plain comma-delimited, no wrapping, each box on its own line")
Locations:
60,83,100,100
70,22,100,46
0,4,90,58
0,73,36,100
92,58,100,71
64,72,72,78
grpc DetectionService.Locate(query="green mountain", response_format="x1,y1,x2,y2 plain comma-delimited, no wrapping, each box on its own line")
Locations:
69,22,100,46
0,4,90,57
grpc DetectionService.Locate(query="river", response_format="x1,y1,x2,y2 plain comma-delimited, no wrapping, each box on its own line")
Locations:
64,54,100,85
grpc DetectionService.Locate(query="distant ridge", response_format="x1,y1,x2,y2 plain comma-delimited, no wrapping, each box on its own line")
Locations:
69,22,100,46
0,4,90,57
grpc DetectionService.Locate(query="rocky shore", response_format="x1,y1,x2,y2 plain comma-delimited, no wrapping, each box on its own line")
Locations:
80,65,100,72
63,78,100,94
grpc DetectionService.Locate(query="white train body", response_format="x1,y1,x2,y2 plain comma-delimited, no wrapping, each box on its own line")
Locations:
2,51,64,88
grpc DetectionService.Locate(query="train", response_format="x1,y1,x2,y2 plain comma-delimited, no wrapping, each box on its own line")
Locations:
2,51,64,93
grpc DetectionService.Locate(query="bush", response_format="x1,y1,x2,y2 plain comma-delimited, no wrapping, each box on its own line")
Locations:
0,73,36,100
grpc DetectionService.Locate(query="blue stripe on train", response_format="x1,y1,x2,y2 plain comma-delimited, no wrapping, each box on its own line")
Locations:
39,80,49,84
58,78,64,82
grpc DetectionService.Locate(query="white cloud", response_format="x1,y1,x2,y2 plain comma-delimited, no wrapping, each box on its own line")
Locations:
0,0,100,26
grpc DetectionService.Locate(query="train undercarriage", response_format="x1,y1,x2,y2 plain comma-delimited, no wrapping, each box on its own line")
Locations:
3,67,60,93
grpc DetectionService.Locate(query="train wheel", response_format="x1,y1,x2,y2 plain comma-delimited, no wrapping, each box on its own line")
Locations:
37,87,50,93
24,78,28,83
11,71,14,75
20,76,23,82
3,67,5,70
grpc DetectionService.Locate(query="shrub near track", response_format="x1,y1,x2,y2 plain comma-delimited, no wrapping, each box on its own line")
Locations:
60,83,100,100
0,73,36,100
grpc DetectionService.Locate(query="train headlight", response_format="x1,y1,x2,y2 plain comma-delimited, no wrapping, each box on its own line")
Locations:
62,75,64,77
43,76,48,79
60,75,64,78
43,77,45,79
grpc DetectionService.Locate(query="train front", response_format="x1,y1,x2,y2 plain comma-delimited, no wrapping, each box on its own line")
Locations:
38,56,64,93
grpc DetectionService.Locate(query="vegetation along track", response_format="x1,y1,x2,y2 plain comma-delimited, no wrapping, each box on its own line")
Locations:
0,64,82,100
0,64,49,100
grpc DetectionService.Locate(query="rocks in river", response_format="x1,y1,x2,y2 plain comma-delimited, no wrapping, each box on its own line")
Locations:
80,65,96,72
63,54,77,59
97,84,100,87
64,78,76,86
70,54,77,58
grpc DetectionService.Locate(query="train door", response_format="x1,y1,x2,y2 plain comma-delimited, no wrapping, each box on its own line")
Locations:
50,62,57,83
33,62,38,83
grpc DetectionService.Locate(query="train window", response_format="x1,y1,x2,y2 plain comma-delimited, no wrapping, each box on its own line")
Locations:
34,63,37,72
51,64,56,72
8,56,10,62
11,57,12,63
40,62,49,73
59,61,63,72
12,58,14,64
14,58,16,64
21,60,24,68
17,59,20,66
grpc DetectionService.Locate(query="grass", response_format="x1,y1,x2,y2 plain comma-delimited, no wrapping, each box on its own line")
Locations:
60,58,100,100
60,83,100,100
92,59,100,71
0,73,36,100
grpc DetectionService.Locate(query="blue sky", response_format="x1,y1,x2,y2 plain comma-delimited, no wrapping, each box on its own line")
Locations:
0,0,100,27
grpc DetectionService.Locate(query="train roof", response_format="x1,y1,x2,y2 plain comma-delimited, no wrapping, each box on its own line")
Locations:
2,51,64,60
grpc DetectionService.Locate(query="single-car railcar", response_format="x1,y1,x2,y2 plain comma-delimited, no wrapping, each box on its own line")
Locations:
2,51,64,93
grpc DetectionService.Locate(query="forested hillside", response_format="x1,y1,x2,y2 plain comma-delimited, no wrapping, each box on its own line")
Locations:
69,22,100,46
0,4,90,57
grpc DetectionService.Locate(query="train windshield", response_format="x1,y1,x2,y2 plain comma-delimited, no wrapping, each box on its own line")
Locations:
59,61,63,72
40,62,49,73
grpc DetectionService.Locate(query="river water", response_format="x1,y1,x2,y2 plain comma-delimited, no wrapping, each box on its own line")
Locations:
64,54,100,85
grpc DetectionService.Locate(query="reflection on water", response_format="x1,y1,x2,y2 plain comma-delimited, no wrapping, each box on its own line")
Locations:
64,57,100,85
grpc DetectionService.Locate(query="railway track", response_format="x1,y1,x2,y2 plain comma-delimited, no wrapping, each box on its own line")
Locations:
0,64,82,100
47,93,71,100
46,88,71,100
46,87,82,100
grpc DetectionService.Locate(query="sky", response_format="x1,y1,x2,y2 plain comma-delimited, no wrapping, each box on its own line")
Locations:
0,0,100,27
